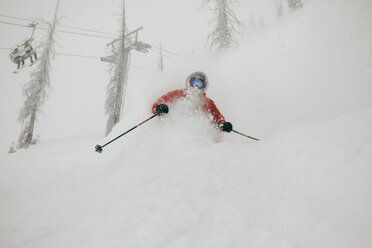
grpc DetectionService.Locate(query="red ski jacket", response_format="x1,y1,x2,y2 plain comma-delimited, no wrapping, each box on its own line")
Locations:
152,89,226,126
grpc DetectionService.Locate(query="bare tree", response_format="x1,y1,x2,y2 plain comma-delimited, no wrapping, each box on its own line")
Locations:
105,0,129,135
275,0,284,17
17,2,58,149
204,0,242,49
287,0,303,11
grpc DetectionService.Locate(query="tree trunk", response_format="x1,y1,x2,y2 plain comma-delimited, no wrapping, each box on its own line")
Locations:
105,0,129,135
25,109,37,145
288,0,303,11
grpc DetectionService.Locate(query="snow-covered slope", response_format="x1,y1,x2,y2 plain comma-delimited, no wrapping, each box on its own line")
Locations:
1,107,372,248
1,0,372,247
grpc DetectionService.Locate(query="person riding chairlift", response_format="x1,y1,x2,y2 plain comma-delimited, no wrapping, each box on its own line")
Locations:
24,41,38,63
15,41,38,69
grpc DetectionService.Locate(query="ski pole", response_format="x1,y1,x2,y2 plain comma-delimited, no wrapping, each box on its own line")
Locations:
95,114,158,153
232,130,259,141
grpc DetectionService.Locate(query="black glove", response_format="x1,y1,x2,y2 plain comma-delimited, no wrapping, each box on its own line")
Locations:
155,104,169,115
220,122,233,133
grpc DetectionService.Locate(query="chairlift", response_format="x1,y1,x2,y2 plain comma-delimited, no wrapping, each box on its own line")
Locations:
100,27,150,64
9,22,39,73
133,41,151,53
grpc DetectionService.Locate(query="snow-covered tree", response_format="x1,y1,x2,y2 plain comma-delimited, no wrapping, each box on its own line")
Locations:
275,0,284,17
287,0,303,11
17,3,58,149
204,0,242,49
105,0,130,135
8,143,16,153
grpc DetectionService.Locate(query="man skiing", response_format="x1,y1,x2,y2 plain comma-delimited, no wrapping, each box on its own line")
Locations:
152,71,233,133
95,72,258,153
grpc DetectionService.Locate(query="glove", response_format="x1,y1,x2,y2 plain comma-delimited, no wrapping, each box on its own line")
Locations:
155,104,169,115
220,122,233,133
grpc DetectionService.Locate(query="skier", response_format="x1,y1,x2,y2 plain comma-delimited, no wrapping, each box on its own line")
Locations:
11,40,38,72
95,72,258,153
11,48,23,70
24,41,38,64
152,71,233,133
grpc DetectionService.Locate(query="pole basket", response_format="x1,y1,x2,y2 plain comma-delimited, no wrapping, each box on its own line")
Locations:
95,144,103,153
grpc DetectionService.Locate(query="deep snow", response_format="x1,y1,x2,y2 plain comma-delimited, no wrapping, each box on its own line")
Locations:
1,0,372,247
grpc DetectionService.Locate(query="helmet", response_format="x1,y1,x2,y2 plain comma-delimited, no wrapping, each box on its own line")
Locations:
185,71,209,92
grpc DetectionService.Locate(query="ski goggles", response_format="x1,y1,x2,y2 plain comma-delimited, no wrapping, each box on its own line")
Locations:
190,79,205,89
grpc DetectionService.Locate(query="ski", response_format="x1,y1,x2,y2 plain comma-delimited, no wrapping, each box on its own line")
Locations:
29,58,39,67
13,64,26,74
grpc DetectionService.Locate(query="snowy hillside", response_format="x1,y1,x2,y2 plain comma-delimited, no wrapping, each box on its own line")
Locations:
1,0,372,247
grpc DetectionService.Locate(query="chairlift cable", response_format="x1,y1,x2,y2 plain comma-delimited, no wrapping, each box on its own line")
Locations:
0,14,181,57
0,14,30,22
57,24,117,36
0,13,118,36
52,29,115,39
0,20,116,39
55,52,148,70
150,50,178,60
150,48,179,60
149,44,181,57
0,20,30,28
55,52,101,59
1,46,148,70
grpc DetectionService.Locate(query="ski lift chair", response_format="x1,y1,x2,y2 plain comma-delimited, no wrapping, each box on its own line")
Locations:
9,22,39,71
9,38,38,69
